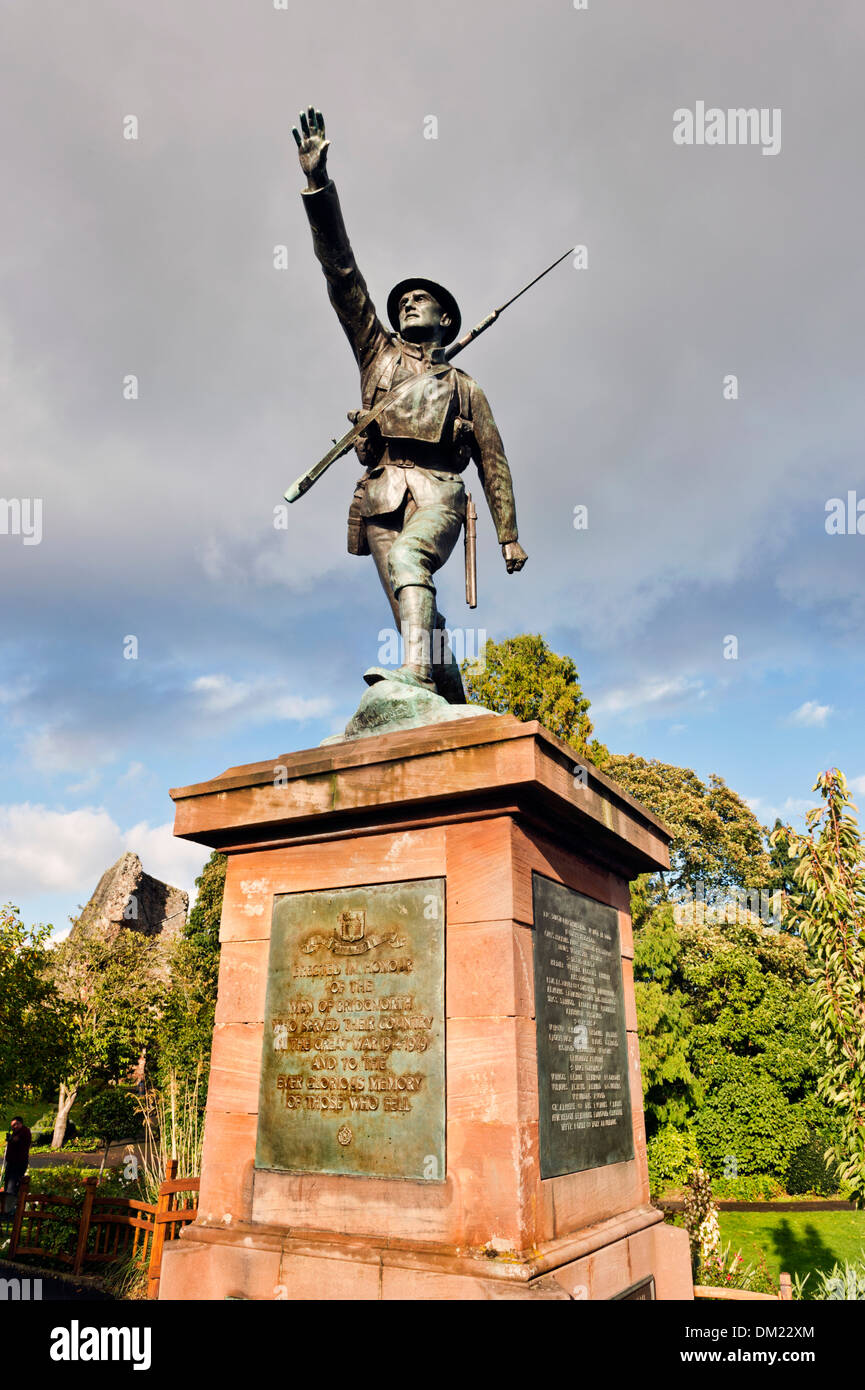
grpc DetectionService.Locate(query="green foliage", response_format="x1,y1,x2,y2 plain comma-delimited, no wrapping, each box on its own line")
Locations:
794,1254,865,1301
646,1126,701,1194
711,1173,783,1201
138,1070,204,1202
606,757,772,926
154,852,225,1093
27,1166,131,1198
461,634,608,764
0,906,67,1097
635,978,699,1130
785,1137,840,1197
635,913,836,1183
20,1167,135,1264
682,1166,720,1275
695,1069,809,1178
698,1240,777,1294
771,770,865,1205
51,920,164,1099
82,1088,140,1151
101,1246,149,1300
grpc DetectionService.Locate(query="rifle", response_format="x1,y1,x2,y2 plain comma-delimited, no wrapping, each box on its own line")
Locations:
464,494,478,609
284,246,574,505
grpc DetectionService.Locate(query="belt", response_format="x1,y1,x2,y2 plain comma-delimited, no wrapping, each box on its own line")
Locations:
382,456,460,474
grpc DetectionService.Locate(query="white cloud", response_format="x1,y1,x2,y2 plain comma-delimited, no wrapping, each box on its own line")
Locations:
123,821,208,902
849,775,865,795
593,675,706,719
0,803,206,908
0,804,123,895
22,725,119,776
746,794,820,827
119,761,147,783
787,700,833,727
190,674,332,724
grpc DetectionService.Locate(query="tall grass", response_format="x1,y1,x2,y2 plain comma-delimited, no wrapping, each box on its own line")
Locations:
136,1069,204,1204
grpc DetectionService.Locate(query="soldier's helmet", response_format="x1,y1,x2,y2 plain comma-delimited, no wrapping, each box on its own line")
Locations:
387,278,461,346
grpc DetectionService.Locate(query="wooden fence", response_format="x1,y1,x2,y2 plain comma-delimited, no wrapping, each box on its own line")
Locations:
6,1158,199,1298
694,1273,793,1301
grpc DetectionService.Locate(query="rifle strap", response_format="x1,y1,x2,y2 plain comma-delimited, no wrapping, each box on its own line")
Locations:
357,361,454,440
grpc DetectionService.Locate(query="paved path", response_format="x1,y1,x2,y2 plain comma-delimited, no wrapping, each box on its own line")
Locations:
29,1140,145,1170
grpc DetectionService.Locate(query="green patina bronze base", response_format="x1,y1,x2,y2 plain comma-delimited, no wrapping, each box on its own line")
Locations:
321,677,497,745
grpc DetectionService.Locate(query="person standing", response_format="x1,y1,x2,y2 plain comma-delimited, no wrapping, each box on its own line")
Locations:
2,1116,31,1218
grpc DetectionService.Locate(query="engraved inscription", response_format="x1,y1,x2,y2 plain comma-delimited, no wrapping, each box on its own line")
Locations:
256,878,445,1181
533,873,634,1178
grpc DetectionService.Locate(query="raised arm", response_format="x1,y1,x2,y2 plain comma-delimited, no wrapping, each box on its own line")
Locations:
293,107,388,371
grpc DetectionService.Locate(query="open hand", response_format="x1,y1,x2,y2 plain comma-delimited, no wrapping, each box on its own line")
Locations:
502,541,528,573
292,107,330,188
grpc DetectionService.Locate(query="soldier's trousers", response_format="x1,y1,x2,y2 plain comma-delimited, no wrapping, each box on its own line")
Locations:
365,495,464,624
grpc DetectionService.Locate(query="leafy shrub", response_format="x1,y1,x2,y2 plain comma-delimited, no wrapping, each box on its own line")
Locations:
694,1068,808,1178
27,1166,131,1198
785,1137,840,1197
82,1088,140,1150
646,1127,701,1194
682,1167,720,1276
21,1167,136,1265
31,1134,100,1154
711,1173,783,1201
102,1246,149,1301
794,1254,865,1300
698,1240,777,1295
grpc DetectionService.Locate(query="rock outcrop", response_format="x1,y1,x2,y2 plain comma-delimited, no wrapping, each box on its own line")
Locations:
75,851,188,946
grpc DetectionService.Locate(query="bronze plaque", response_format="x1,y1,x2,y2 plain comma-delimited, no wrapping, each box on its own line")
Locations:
256,877,445,1182
532,872,634,1178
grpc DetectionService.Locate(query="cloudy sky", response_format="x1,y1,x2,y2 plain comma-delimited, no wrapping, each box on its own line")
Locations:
2,0,863,933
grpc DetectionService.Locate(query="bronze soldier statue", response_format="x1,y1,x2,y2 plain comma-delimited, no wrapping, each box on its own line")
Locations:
293,107,527,705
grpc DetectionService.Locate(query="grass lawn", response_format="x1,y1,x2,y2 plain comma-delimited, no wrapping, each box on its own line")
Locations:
0,1098,48,1131
720,1210,865,1282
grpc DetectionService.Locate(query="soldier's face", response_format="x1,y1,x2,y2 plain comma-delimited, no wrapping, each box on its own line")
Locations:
399,289,451,343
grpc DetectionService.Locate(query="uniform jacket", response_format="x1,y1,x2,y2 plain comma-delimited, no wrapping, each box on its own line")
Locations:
301,181,520,544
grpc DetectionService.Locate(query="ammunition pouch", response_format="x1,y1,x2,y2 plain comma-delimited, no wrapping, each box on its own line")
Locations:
452,416,474,471
347,474,370,556
347,409,384,470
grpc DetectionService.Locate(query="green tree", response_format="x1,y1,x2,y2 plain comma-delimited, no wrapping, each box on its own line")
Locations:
634,913,831,1176
767,817,800,898
461,634,608,764
0,905,67,1099
632,907,700,1130
155,852,225,1094
82,1086,139,1174
607,756,771,898
771,770,865,1203
49,919,164,1148
606,756,772,927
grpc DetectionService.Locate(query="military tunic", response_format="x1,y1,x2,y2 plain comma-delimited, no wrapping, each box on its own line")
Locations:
301,181,520,599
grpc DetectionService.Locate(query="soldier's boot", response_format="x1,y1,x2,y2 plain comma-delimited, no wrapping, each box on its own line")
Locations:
364,585,437,692
432,616,467,705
